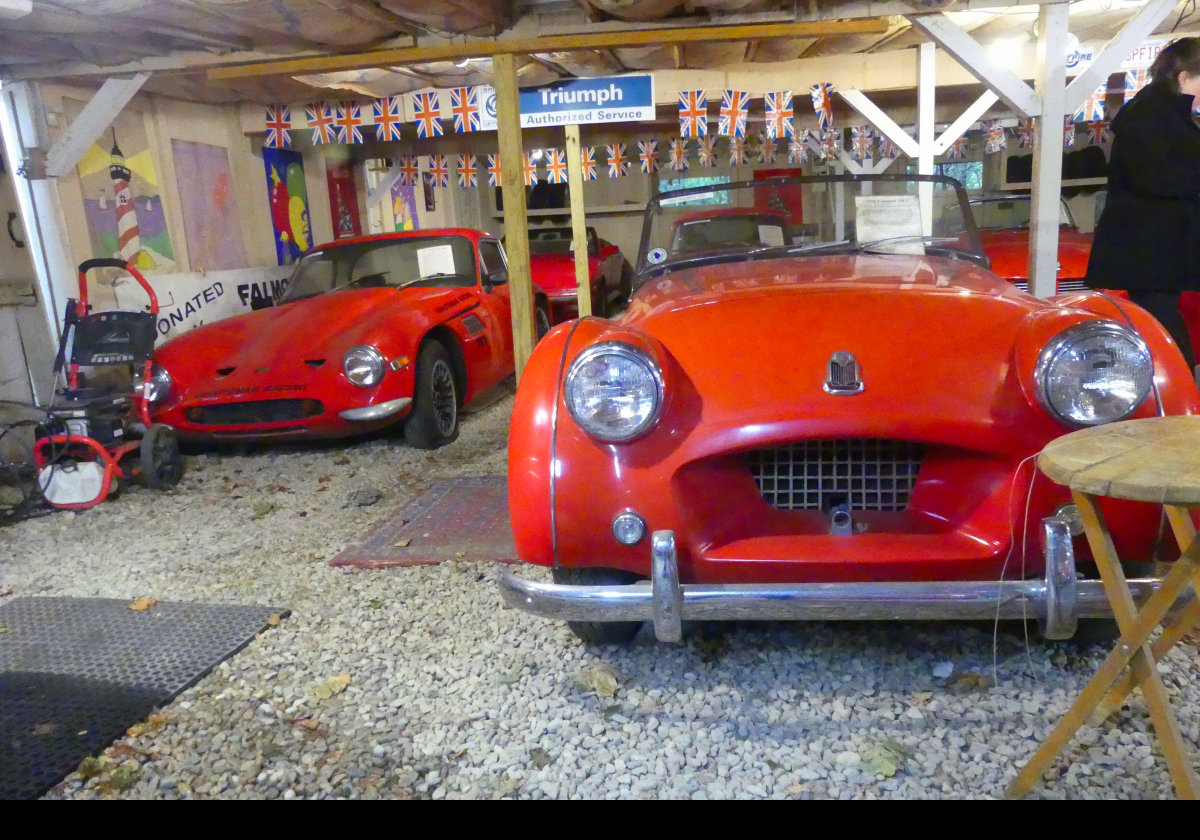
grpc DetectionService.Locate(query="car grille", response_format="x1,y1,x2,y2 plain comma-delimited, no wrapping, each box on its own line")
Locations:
1012,278,1088,294
190,399,323,425
748,439,924,512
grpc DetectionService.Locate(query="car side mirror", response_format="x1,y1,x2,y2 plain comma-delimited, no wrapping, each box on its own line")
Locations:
484,272,508,291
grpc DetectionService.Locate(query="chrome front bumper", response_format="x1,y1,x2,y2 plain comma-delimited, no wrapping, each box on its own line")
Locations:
339,397,412,422
498,519,1164,643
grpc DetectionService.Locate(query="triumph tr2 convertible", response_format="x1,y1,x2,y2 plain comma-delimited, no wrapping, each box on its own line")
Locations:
145,229,549,448
501,174,1199,644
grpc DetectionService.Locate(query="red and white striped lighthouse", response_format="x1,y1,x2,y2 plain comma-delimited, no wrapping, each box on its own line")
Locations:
109,135,142,264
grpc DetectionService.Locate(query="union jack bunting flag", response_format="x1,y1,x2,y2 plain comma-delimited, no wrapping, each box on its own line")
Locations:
544,148,568,184
819,129,840,161
1017,118,1036,149
945,135,968,161
637,140,659,174
412,92,443,139
811,83,835,133
764,91,794,140
521,152,538,186
581,147,598,181
456,154,477,188
697,135,716,168
983,120,1006,155
717,90,749,138
678,90,707,138
1073,82,1107,123
878,135,899,160
486,154,502,186
335,101,364,144
1063,117,1076,150
398,155,420,187
788,134,809,165
373,96,403,142
728,137,748,167
265,105,291,148
668,138,689,171
450,87,480,133
606,143,629,179
306,102,335,145
758,134,777,164
851,125,872,163
1086,120,1110,146
428,154,449,188
1125,69,1148,103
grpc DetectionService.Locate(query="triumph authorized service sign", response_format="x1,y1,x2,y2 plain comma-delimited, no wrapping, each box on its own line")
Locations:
476,74,656,129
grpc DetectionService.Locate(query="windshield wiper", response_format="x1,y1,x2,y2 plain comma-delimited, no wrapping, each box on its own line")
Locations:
743,240,852,259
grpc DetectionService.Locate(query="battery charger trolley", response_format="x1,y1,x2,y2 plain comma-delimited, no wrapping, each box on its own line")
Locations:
33,258,183,509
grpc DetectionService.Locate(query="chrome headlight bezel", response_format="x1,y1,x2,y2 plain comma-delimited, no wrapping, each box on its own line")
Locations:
565,341,664,443
1034,320,1153,427
133,363,172,404
343,345,386,388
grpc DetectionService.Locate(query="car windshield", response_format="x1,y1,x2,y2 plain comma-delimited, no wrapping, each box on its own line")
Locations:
282,235,478,302
958,197,1074,231
637,174,985,277
527,227,595,256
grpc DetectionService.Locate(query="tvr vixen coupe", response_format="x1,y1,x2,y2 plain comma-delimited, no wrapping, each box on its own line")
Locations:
502,174,1199,644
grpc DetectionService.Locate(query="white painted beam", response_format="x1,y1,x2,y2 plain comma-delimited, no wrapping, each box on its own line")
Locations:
45,73,150,178
908,13,1041,118
918,42,935,236
1064,0,1177,116
1029,3,1069,300
366,159,404,205
933,90,999,155
839,88,919,158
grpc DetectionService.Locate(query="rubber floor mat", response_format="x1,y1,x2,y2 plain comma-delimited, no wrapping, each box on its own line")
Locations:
0,596,286,799
330,476,517,568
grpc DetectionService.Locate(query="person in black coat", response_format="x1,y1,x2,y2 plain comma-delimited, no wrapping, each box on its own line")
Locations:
1086,37,1200,370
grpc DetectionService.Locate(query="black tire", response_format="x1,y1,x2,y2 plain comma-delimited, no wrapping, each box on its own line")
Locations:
140,423,183,490
404,341,459,449
591,283,608,318
552,566,643,644
618,260,634,302
535,302,552,341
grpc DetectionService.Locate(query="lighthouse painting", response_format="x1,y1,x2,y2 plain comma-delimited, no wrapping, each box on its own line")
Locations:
71,104,174,271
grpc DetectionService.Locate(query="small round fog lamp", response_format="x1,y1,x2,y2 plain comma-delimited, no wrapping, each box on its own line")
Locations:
1053,503,1085,537
612,512,647,546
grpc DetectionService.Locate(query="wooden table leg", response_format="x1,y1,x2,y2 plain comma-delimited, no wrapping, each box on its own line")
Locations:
1006,494,1200,798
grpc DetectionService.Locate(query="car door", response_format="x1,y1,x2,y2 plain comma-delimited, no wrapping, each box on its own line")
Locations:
475,238,515,382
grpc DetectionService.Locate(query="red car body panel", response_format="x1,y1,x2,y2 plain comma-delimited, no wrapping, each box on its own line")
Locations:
152,229,521,441
509,254,1200,586
979,226,1093,284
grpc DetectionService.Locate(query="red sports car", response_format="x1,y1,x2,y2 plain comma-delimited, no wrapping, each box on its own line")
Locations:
144,229,550,448
502,174,1198,644
525,226,631,322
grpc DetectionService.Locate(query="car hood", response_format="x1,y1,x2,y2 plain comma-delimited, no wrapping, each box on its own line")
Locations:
978,227,1093,280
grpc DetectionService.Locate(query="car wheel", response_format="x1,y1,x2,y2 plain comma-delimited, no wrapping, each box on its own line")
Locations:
404,341,459,449
535,302,552,342
140,423,183,490
552,566,643,644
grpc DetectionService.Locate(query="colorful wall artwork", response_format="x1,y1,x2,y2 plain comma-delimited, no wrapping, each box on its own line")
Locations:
390,181,419,232
263,147,311,265
69,102,175,272
170,139,249,271
325,158,362,239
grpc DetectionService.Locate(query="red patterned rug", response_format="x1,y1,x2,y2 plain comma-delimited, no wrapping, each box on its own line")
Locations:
330,476,517,569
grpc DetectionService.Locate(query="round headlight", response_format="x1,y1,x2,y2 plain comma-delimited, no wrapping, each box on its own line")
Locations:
1034,321,1153,426
565,342,664,442
133,364,172,403
344,345,385,388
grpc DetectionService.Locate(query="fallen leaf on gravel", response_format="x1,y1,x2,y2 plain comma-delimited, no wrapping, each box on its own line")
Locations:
291,716,321,731
0,625,6,634
574,663,620,698
108,744,149,759
948,672,993,692
77,756,105,780
332,456,350,465
393,539,411,548
454,551,466,558
908,691,934,705
312,673,351,700
267,613,282,626
529,748,552,769
860,739,912,778
368,600,383,610
106,764,140,792
0,584,13,597
128,598,156,611
317,475,332,484
252,501,276,519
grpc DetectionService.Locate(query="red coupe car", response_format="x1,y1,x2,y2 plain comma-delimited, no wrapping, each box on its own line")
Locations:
502,174,1198,644
525,226,631,322
143,229,550,448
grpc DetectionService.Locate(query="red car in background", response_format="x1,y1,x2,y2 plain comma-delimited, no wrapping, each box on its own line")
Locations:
143,229,550,448
525,226,631,322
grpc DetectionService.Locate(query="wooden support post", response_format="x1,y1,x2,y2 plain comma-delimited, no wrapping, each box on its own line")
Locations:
493,53,536,381
564,123,591,319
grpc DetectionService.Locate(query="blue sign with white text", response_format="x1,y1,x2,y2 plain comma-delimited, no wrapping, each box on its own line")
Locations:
478,74,656,129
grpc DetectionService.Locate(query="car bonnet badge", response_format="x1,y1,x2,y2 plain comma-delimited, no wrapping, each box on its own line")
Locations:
824,350,864,395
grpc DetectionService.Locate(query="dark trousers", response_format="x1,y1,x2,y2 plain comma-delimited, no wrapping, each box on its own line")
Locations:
1127,290,1196,370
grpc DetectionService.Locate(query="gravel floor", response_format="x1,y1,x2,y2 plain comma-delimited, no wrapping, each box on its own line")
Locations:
3,389,1200,799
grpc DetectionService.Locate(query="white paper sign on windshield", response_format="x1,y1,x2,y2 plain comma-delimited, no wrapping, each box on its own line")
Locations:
417,244,458,278
854,195,925,255
758,225,785,247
